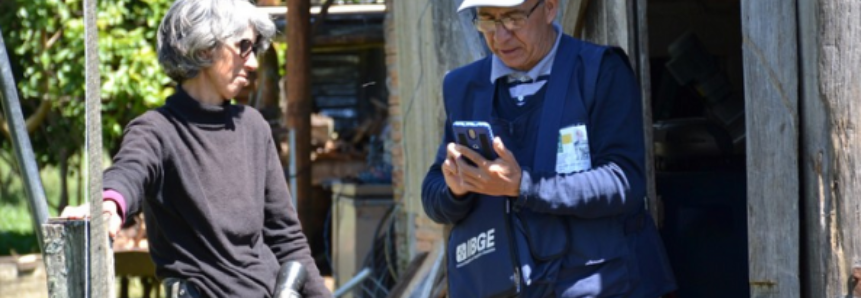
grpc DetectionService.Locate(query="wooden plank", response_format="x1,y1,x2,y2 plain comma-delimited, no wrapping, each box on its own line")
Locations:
386,251,429,298
562,0,590,38
740,1,800,297
390,241,443,298
799,1,861,297
581,0,631,54
43,220,88,298
632,0,659,224
797,2,826,297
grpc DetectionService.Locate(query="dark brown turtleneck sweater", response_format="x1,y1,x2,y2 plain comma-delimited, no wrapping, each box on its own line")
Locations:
103,87,330,297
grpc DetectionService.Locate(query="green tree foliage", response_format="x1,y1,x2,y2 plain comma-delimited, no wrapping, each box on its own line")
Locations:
0,0,173,208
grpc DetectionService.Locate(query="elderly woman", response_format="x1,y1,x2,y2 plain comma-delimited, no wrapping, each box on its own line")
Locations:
62,0,330,297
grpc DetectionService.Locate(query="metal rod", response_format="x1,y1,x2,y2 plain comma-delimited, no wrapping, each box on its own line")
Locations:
84,0,113,295
289,129,297,208
0,26,49,251
334,267,373,297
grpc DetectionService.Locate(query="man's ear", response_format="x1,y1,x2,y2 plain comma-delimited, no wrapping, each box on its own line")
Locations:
545,0,559,24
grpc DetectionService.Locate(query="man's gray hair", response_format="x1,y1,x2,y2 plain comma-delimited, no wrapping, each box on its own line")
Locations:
157,0,276,82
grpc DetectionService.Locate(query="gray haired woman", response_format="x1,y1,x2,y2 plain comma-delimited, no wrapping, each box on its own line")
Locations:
61,0,331,297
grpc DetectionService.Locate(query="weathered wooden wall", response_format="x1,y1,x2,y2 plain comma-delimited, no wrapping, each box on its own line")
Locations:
741,0,800,297
799,1,861,297
388,0,486,261
580,0,634,54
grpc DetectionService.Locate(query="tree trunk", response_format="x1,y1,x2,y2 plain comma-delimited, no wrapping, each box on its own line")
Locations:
58,148,69,213
77,155,84,206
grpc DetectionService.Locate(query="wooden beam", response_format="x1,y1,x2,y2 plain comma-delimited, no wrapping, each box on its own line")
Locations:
562,0,590,39
42,220,88,298
741,0,800,297
580,0,631,53
799,1,861,297
631,0,659,225
286,0,313,224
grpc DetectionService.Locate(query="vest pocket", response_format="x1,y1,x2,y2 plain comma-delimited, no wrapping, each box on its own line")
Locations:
555,216,632,297
555,255,631,297
512,210,568,287
515,209,569,261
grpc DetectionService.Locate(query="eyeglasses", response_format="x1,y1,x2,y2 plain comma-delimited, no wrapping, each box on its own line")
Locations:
473,0,545,33
236,38,259,59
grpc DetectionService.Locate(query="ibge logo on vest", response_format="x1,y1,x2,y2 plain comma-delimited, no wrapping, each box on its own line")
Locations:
455,228,496,268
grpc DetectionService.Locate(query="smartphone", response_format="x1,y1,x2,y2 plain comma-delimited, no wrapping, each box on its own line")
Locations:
452,121,497,161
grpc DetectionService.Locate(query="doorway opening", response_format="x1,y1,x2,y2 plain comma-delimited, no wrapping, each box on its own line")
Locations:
646,1,748,297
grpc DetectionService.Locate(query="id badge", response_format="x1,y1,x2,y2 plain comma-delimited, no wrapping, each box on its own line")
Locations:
556,124,591,174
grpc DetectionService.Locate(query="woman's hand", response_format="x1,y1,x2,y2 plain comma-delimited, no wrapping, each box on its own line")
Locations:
60,201,123,238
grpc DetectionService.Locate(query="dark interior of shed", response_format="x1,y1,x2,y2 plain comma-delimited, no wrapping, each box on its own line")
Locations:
647,1,749,297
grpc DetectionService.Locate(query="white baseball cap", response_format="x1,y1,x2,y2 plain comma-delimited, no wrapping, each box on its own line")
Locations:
457,0,526,12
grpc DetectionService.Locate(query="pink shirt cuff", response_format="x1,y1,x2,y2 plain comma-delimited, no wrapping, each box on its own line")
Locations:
102,189,127,224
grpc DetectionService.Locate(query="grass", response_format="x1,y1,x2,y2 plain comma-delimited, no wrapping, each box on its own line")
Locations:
0,151,85,256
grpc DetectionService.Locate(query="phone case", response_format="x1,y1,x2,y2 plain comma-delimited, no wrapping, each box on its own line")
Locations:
452,121,497,160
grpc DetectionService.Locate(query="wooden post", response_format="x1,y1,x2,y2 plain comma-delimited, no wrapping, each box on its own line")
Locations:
286,0,312,221
84,0,113,295
42,220,88,298
580,0,632,54
799,1,861,297
631,0,659,224
562,0,590,39
740,0,800,297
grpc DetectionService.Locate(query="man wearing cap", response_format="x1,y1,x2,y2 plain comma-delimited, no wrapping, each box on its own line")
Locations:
421,0,677,297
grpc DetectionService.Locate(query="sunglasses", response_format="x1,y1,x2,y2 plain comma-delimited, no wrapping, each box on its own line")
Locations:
236,38,259,59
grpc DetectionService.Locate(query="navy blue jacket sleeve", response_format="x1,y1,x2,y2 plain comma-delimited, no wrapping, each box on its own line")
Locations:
421,69,479,225
421,114,478,225
516,51,647,218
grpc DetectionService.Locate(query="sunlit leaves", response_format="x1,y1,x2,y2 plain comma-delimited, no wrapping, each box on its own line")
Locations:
0,0,173,164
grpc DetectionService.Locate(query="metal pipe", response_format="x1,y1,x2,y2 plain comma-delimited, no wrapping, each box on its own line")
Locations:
289,129,297,208
0,26,49,251
334,267,373,298
84,0,114,294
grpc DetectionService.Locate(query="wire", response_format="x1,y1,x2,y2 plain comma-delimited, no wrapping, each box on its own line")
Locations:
354,202,400,297
383,204,400,281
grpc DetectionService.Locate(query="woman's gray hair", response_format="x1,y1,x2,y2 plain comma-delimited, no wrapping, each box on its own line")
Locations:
157,0,276,82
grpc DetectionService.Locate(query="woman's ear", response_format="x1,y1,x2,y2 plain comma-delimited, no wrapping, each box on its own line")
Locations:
196,48,215,61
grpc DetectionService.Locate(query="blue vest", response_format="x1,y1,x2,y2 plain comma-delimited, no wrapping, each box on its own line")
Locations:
439,35,676,298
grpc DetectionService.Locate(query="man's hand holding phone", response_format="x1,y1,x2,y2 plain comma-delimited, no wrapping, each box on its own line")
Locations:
443,136,522,198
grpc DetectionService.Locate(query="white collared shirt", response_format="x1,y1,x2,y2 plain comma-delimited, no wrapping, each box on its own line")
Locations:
489,23,563,105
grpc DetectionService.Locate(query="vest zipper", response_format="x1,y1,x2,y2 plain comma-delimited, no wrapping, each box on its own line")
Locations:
506,199,522,294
